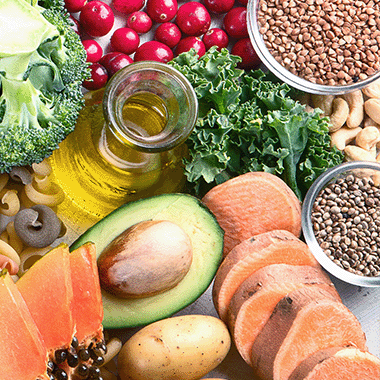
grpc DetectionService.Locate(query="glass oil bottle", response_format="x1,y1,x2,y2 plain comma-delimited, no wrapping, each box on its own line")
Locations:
49,61,198,240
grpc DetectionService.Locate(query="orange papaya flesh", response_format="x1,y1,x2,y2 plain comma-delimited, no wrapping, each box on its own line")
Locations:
70,242,104,346
17,244,75,359
0,269,50,380
15,243,106,379
68,242,107,378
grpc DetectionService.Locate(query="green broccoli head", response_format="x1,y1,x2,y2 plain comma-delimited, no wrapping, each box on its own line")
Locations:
0,0,90,173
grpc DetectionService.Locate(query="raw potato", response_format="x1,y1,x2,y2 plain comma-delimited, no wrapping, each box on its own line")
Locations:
118,315,231,380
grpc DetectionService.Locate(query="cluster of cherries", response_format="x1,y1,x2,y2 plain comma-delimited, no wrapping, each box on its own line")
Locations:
65,0,261,90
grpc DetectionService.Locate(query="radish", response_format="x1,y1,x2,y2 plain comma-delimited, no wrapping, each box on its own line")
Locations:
176,36,206,57
134,41,174,63
126,11,153,34
176,2,211,36
82,39,103,63
146,0,178,23
223,7,249,39
154,22,182,48
112,0,145,14
79,1,114,37
64,0,87,13
202,28,229,51
100,52,134,77
204,0,234,14
231,38,261,70
110,28,140,55
83,63,108,90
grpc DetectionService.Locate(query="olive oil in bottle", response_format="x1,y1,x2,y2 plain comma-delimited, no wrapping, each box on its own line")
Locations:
49,62,198,240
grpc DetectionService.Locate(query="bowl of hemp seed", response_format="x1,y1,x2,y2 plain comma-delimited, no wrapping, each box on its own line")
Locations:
302,161,380,287
247,0,380,95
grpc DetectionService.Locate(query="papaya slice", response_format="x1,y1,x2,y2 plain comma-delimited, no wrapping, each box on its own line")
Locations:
0,269,50,380
69,242,103,346
15,243,106,379
16,244,75,361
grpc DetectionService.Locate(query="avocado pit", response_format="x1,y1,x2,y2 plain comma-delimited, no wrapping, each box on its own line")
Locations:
97,220,193,299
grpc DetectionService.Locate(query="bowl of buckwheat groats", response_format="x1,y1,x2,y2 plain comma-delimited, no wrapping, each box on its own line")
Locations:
247,0,380,95
302,161,380,286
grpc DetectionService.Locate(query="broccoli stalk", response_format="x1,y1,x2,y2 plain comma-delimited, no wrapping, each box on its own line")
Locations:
0,0,89,173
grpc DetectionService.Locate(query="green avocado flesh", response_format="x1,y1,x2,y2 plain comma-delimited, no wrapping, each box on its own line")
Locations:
71,193,224,329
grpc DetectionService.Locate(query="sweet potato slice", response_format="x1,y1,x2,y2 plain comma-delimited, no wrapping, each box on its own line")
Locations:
202,172,302,256
212,230,319,321
227,264,340,366
288,347,380,380
251,286,367,380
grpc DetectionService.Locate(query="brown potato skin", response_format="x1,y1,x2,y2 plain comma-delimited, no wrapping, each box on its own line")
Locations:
97,220,193,298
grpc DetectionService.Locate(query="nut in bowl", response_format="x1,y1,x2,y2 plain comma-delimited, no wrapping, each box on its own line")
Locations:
247,0,380,95
302,161,380,287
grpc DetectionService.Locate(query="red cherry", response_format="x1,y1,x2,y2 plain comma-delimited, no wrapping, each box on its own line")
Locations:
176,36,206,57
231,38,261,70
83,63,108,90
79,1,114,37
154,22,181,48
202,28,229,51
82,39,103,63
111,28,140,55
134,41,174,63
126,11,153,34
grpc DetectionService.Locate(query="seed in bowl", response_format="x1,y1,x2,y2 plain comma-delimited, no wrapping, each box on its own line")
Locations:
311,173,380,276
257,0,380,86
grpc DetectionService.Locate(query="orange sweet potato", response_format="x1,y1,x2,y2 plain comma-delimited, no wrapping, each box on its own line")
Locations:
202,172,302,257
212,230,319,322
227,264,340,366
251,286,367,380
288,346,380,380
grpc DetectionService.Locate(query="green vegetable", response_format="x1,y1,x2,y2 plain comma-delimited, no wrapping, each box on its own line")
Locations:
0,0,89,173
169,47,344,200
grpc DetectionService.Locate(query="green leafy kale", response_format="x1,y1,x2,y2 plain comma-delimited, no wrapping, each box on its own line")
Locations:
169,47,344,200
0,0,89,173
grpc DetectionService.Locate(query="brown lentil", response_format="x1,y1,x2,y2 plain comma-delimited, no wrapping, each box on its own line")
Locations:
311,173,380,276
257,0,380,85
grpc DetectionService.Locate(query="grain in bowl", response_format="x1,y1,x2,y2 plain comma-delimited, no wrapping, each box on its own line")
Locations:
302,161,380,287
247,0,380,94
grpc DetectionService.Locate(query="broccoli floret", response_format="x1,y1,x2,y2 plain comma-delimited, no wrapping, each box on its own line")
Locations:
0,0,90,173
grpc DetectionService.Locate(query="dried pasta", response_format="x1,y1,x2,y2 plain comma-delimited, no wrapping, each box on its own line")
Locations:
6,222,24,255
24,179,65,207
0,188,20,216
0,173,9,192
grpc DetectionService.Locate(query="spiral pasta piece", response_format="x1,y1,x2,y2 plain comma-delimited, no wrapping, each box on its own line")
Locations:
24,180,65,207
0,254,19,276
0,173,9,192
32,159,52,178
102,338,122,365
6,221,24,254
0,188,20,216
0,240,21,266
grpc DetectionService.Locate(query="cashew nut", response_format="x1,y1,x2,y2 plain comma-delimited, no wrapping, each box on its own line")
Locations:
341,91,364,128
363,115,380,128
311,94,335,116
330,126,362,151
355,126,380,151
328,97,349,132
362,78,380,98
344,145,377,162
364,98,380,125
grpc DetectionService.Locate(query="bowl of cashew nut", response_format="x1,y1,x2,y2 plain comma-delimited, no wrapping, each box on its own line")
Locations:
298,78,380,163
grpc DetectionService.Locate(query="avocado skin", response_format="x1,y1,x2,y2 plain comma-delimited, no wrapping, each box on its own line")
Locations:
71,193,224,329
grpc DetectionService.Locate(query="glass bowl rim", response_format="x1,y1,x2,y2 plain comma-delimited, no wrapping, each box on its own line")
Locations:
247,0,380,95
302,161,380,287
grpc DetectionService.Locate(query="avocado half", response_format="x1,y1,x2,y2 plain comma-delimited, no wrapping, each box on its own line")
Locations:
70,193,224,329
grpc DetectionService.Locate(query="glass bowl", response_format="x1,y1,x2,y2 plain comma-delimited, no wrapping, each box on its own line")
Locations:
247,0,380,95
302,161,380,287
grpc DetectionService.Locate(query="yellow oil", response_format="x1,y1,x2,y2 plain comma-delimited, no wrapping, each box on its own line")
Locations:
49,90,186,240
